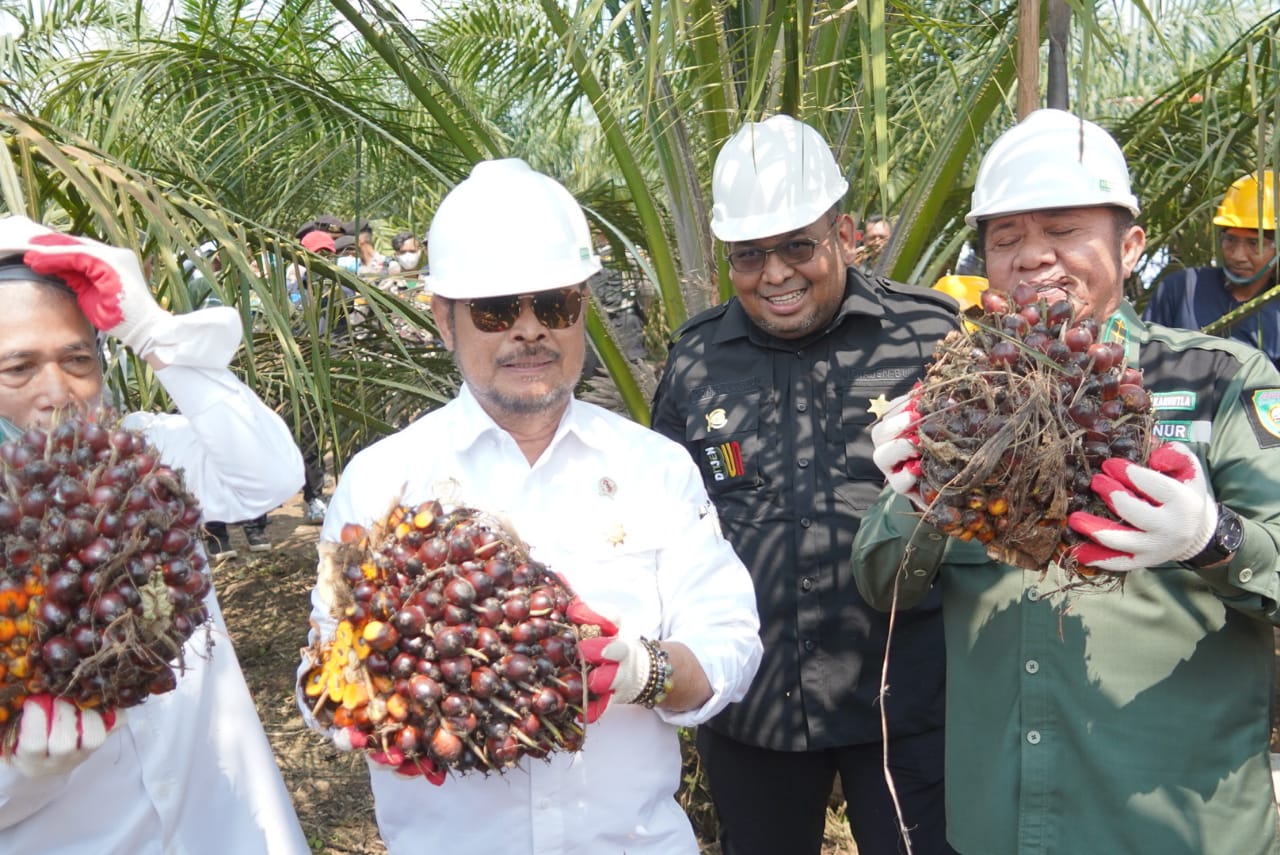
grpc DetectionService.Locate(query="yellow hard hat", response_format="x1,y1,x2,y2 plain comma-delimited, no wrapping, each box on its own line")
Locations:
933,275,988,312
1213,171,1277,231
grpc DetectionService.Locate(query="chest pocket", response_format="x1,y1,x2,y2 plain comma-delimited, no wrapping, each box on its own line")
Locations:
827,382,898,510
685,389,761,494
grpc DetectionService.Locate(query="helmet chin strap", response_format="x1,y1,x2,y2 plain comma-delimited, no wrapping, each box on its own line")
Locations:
1223,255,1279,288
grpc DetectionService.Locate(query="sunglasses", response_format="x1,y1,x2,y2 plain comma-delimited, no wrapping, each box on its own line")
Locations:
726,218,840,273
463,286,584,333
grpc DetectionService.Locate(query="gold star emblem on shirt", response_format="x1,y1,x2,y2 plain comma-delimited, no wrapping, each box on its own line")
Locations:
867,393,891,420
606,522,626,547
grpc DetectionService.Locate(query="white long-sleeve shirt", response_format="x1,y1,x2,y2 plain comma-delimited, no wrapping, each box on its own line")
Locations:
0,364,309,854
302,384,762,855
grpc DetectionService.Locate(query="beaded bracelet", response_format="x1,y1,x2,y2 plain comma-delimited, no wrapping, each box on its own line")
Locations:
636,638,675,709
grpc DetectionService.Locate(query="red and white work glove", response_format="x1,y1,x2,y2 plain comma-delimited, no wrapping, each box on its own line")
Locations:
0,215,241,368
564,598,629,724
1067,442,1218,573
4,695,120,778
869,389,928,510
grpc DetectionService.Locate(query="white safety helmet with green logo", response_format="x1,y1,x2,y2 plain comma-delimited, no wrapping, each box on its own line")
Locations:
966,109,1140,229
427,158,601,300
711,115,849,242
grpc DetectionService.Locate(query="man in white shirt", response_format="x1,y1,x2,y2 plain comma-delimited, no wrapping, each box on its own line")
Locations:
300,159,763,855
0,217,310,854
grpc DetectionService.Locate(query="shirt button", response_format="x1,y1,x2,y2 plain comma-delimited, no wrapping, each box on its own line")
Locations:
801,578,813,592
1026,589,1040,602
1024,659,1039,674
798,459,810,469
537,798,552,810
796,350,805,359
800,517,812,528
912,567,929,576
797,402,808,413
1026,730,1041,745
1239,568,1254,583
804,639,816,651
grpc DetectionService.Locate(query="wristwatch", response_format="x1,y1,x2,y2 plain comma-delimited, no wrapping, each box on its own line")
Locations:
1183,504,1244,569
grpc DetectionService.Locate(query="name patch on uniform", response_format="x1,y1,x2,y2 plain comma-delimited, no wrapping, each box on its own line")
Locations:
847,367,914,385
1152,420,1212,443
1151,391,1196,411
1243,388,1280,448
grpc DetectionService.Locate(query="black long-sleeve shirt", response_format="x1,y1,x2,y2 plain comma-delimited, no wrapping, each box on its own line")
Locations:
651,268,959,750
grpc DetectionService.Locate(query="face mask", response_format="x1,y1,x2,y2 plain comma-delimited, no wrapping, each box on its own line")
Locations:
338,255,360,274
396,251,422,271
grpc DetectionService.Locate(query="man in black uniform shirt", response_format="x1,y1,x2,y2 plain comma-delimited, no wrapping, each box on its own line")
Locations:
651,115,959,855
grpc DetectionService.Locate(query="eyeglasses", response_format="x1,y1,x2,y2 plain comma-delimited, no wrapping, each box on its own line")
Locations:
1220,232,1276,254
726,219,839,273
463,286,584,333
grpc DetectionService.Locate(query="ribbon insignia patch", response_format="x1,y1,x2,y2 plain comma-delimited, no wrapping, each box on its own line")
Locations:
703,440,744,482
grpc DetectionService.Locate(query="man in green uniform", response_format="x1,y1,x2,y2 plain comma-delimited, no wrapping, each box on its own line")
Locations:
853,108,1280,855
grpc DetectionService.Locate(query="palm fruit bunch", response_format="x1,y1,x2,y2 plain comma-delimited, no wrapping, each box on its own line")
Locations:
303,499,611,782
0,411,210,729
914,283,1154,584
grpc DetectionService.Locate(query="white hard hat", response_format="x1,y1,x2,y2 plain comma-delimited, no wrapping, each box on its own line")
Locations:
427,158,601,300
965,109,1140,228
710,115,849,242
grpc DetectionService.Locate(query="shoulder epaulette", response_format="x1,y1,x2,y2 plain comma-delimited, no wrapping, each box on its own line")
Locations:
668,300,732,345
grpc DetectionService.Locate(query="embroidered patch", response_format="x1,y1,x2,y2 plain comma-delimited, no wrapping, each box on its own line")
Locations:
1243,388,1280,448
1152,420,1213,443
598,477,617,498
705,408,728,432
1151,391,1197,412
846,367,914,385
703,441,744,481
605,522,626,547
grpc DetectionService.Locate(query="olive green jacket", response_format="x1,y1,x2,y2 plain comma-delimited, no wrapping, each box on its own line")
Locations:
852,304,1280,855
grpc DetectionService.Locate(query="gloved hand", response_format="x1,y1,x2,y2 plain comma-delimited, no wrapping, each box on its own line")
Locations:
870,389,927,509
563,596,630,723
5,695,120,778
1067,442,1217,573
579,637,652,722
3,217,241,368
331,725,446,785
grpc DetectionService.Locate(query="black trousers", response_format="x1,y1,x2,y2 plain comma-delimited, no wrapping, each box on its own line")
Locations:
697,726,955,855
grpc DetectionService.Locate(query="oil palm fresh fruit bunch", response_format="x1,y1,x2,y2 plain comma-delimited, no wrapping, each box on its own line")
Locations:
0,411,210,729
303,500,614,782
914,283,1154,584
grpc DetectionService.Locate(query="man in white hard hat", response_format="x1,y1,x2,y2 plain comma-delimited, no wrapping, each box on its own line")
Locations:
651,115,960,855
298,158,762,854
857,109,1280,854
0,217,310,853
1143,171,1280,370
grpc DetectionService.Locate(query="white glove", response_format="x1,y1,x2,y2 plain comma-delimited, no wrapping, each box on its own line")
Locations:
870,391,927,509
1,215,242,368
1067,443,1218,572
7,695,120,778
